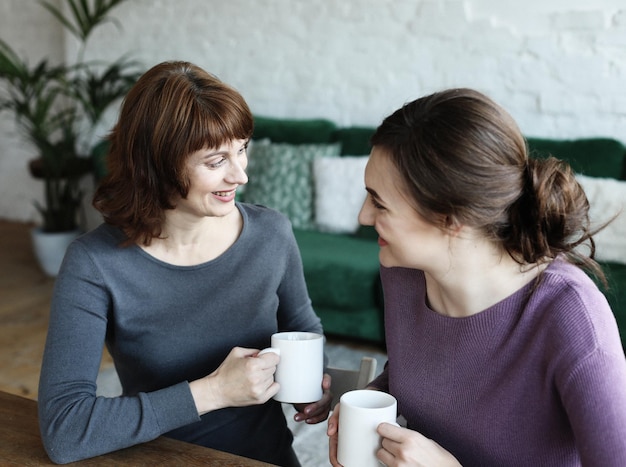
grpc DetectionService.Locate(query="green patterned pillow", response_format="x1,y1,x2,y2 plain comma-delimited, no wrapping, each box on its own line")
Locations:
244,142,341,229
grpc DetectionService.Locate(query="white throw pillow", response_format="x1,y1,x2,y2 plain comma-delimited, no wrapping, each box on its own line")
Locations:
314,156,369,234
576,174,626,264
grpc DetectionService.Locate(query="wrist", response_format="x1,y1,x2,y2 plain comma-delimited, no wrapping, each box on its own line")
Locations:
190,373,224,415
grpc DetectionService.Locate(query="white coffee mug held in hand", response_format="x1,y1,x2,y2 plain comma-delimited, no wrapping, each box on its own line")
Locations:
261,331,324,403
337,389,398,467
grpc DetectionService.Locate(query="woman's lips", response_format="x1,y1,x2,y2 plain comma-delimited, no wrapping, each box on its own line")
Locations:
377,236,388,247
212,189,236,202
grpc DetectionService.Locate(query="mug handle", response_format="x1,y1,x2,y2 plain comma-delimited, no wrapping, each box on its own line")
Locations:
258,347,281,356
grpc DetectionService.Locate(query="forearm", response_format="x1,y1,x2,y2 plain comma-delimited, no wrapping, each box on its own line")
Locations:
39,370,198,464
39,250,200,463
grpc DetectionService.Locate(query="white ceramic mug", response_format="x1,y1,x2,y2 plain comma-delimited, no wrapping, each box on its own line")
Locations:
337,389,398,467
261,331,324,403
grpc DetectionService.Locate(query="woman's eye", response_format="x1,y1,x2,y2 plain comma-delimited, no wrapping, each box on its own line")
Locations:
370,197,385,210
207,157,227,169
238,144,248,155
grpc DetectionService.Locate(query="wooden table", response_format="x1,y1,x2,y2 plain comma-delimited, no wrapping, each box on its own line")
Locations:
0,390,276,466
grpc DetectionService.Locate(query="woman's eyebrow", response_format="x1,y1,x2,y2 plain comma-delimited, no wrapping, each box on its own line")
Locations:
202,149,228,159
366,187,381,200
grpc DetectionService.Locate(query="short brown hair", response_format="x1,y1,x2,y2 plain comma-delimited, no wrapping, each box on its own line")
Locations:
93,61,253,245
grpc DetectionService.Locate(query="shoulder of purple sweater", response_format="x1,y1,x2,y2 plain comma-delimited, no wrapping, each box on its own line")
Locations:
538,259,622,357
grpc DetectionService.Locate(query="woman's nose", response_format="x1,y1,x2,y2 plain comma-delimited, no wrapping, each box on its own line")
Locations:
227,158,248,185
358,199,374,226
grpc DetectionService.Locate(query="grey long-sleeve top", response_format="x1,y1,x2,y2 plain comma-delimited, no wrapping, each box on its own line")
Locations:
38,203,323,464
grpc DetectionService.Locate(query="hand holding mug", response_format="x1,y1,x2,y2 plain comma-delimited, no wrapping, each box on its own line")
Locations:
293,373,333,424
192,346,280,414
260,332,325,403
330,389,398,467
259,338,331,423
328,394,461,467
376,422,462,467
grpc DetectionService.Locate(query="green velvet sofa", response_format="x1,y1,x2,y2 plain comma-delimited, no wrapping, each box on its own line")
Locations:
245,116,626,348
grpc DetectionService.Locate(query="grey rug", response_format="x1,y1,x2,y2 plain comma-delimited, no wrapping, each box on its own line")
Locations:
95,341,387,466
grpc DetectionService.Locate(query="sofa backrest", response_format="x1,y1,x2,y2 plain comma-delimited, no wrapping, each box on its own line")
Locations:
330,127,375,155
252,117,626,181
252,116,337,144
527,137,626,181
252,116,376,156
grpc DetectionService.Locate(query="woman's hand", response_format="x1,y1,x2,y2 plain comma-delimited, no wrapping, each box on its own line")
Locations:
292,373,332,424
377,422,462,467
327,401,341,466
190,347,280,415
328,405,461,467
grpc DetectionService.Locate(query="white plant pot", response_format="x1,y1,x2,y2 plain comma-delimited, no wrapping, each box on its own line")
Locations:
30,228,81,277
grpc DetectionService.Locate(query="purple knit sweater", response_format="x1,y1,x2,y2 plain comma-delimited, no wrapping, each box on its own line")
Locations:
369,259,626,466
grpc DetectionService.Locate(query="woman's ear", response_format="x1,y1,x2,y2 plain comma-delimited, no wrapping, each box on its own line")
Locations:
445,215,464,236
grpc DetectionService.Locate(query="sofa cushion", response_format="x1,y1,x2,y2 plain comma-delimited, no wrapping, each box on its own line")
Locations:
313,156,369,234
527,137,626,179
245,142,341,229
252,116,337,144
293,228,382,311
576,174,626,265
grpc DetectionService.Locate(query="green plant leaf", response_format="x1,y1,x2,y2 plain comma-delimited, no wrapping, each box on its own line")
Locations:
39,0,127,43
1,0,137,232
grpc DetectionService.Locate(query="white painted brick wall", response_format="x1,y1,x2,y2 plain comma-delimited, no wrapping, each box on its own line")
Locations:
1,0,625,223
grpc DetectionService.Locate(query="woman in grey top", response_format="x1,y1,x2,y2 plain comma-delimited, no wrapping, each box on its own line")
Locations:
38,60,331,466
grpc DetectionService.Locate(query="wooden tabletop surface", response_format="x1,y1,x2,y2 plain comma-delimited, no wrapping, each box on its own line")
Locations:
0,390,276,466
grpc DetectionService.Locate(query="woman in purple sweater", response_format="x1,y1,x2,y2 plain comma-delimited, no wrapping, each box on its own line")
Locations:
328,88,626,466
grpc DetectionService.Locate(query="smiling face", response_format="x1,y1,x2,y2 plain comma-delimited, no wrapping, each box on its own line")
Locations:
358,147,451,270
173,138,249,219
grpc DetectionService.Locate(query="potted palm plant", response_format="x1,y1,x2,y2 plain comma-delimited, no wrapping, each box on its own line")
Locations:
0,0,141,275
